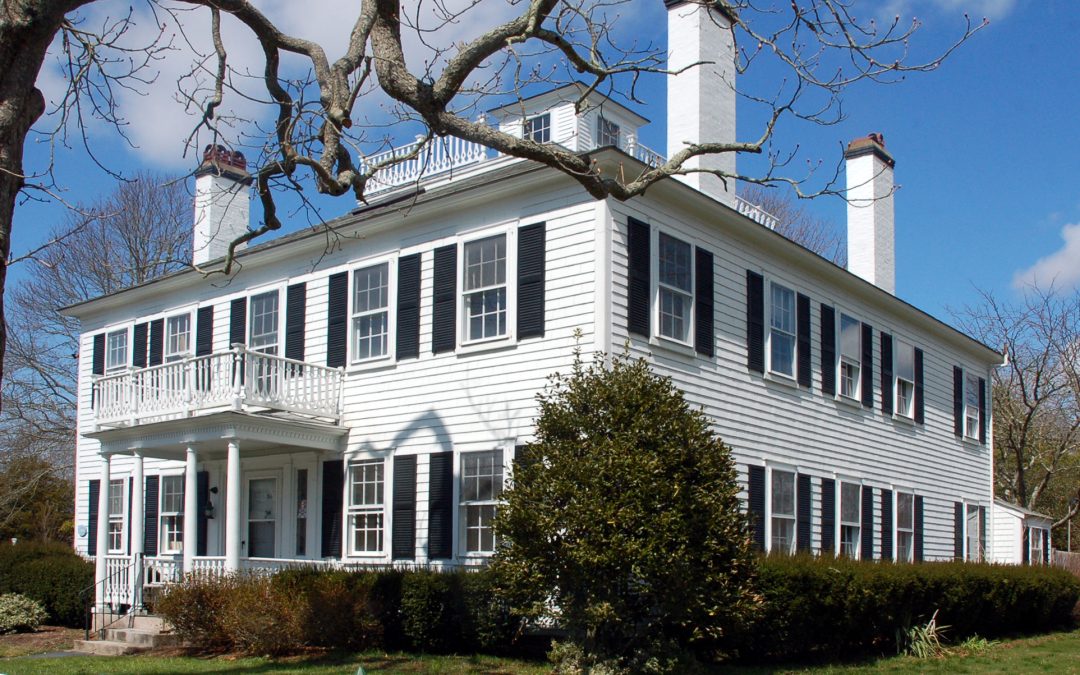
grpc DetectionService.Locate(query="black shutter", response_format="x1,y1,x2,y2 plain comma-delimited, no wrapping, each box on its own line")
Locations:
880,489,894,561
1022,527,1030,564
1042,529,1049,565
861,486,874,560
954,501,964,560
953,366,964,438
748,465,765,551
627,218,651,338
396,253,421,360
518,222,546,339
796,473,811,553
820,305,836,396
694,247,714,356
880,332,893,415
914,348,925,424
326,272,348,368
432,245,457,354
92,334,106,376
133,323,149,368
143,476,159,557
196,306,214,356
428,452,454,559
285,283,306,362
978,377,987,444
821,478,835,555
197,471,209,556
87,480,100,556
230,297,247,346
321,460,344,558
513,444,538,475
861,322,873,408
746,271,765,374
979,505,987,560
797,293,811,388
148,318,164,367
914,495,925,562
392,455,417,560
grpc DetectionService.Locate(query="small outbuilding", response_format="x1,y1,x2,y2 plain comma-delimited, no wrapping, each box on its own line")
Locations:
991,499,1053,565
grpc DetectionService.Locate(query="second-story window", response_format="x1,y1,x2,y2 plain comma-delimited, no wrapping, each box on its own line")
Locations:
249,291,279,355
463,235,507,342
839,314,861,400
840,481,861,558
166,314,191,362
895,340,915,418
657,232,692,343
352,263,390,361
770,469,796,554
597,116,620,147
524,113,550,143
106,330,128,373
769,283,796,378
964,373,981,439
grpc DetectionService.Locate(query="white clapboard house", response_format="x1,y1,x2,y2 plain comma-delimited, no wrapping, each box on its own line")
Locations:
68,0,1001,617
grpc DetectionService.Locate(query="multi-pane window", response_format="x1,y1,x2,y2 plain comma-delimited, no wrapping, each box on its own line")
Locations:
165,314,191,362
348,460,384,554
965,503,981,561
839,314,861,399
597,116,620,147
657,233,692,343
295,469,308,557
159,475,184,554
1029,527,1046,565
524,113,550,143
964,373,980,439
106,330,128,373
463,235,507,342
249,291,280,355
770,470,796,554
352,263,390,360
896,492,914,562
895,340,915,418
769,283,796,377
840,482,861,558
461,451,503,554
107,479,124,553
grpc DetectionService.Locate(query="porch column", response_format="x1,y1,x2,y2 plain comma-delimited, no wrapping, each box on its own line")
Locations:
94,453,111,612
130,452,145,611
224,440,241,572
183,446,198,574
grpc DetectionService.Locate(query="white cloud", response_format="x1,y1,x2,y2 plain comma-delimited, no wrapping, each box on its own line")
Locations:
1012,223,1080,291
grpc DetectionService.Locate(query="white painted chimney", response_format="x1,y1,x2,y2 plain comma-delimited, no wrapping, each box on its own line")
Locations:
665,0,737,206
845,133,896,294
193,145,252,266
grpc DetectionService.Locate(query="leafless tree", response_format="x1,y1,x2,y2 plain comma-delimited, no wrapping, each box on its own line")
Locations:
0,0,986,389
740,185,846,265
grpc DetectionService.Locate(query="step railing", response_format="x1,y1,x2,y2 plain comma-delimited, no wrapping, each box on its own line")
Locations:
81,554,143,641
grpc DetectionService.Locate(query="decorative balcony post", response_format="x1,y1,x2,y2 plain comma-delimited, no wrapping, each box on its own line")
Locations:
94,453,111,613
224,440,241,572
183,446,199,574
184,355,195,417
231,344,245,411
130,452,145,612
128,366,138,427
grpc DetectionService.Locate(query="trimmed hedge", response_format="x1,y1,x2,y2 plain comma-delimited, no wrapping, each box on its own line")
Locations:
740,554,1080,660
0,542,93,627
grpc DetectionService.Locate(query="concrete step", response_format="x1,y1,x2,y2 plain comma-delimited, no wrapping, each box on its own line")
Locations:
104,628,183,648
72,639,149,656
129,615,169,632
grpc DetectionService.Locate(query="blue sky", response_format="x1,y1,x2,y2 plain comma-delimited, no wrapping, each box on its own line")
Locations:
13,0,1077,326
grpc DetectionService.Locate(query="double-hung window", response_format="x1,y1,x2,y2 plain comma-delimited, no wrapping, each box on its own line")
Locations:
597,116,620,147
839,314,861,399
770,469,796,553
463,235,508,342
657,233,693,343
965,503,981,561
839,482,861,558
348,460,384,554
896,492,914,562
352,263,390,361
165,314,191,362
524,113,550,143
769,283,796,377
159,475,184,554
895,340,915,418
249,291,280,355
461,451,503,554
106,330,128,373
1029,527,1046,565
107,479,125,553
964,373,980,440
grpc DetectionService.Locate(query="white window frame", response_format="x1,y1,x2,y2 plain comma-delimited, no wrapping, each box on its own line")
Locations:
460,450,504,556
838,313,862,401
107,478,126,554
652,229,695,346
459,230,516,347
523,113,551,143
351,259,396,364
105,329,129,373
894,339,916,419
767,281,797,379
165,313,192,362
248,290,281,356
1028,525,1047,565
838,480,862,558
596,116,620,148
767,467,797,554
964,372,981,440
158,473,185,555
895,490,915,562
965,502,982,562
347,459,385,556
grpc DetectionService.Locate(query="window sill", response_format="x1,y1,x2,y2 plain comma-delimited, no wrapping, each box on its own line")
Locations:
765,371,799,389
835,395,864,410
649,335,697,358
961,435,984,448
346,357,397,376
891,413,916,426
456,336,516,357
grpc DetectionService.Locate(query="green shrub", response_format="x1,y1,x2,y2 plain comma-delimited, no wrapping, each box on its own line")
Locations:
400,570,460,652
0,593,48,634
0,542,93,627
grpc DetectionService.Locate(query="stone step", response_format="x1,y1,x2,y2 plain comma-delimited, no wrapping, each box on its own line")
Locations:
104,628,183,648
130,615,169,632
72,639,149,656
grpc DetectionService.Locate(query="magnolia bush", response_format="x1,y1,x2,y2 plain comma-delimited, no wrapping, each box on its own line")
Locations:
0,593,47,634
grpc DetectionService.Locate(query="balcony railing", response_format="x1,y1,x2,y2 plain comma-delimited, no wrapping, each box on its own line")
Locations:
93,346,343,427
734,195,779,231
362,135,491,195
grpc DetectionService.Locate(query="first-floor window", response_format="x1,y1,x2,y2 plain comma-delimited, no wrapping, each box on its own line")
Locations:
770,470,795,554
839,314,861,399
1029,527,1046,565
840,482,861,558
295,469,308,557
348,460,384,554
461,451,503,554
966,503,981,561
896,492,914,562
107,479,125,553
159,475,184,554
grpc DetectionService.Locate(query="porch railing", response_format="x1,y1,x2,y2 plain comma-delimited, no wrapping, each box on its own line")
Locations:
93,345,343,427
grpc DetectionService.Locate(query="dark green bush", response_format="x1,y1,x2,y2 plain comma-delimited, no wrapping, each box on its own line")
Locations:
0,542,93,627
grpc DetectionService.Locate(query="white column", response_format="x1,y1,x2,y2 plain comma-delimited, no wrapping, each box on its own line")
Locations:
94,453,111,612
130,453,145,611
183,446,199,574
224,440,241,572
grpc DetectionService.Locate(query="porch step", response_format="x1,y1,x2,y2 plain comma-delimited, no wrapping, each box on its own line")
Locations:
72,639,150,656
104,628,183,648
129,615,170,633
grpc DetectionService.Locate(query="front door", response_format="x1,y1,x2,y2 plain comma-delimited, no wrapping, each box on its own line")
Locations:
246,476,278,558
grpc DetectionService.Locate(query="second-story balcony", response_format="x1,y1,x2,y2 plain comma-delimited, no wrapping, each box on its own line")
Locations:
92,346,343,429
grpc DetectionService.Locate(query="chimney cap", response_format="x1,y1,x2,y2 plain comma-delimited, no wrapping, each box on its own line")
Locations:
663,0,738,23
195,144,251,181
844,133,895,168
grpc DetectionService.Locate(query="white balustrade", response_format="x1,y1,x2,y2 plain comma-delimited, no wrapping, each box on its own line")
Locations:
630,142,667,168
362,135,489,194
103,556,133,607
734,194,780,230
191,557,228,578
144,556,182,586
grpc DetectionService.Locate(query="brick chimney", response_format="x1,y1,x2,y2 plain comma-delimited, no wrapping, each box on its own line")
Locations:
665,0,737,206
193,145,252,266
845,133,896,294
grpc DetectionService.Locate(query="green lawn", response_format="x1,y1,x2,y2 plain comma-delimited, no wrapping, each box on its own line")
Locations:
0,631,1077,674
